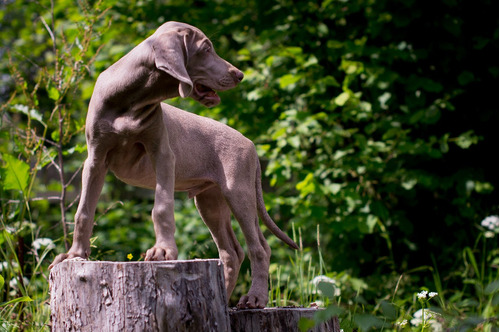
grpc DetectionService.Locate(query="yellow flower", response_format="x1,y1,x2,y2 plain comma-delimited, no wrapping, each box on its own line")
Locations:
127,253,133,260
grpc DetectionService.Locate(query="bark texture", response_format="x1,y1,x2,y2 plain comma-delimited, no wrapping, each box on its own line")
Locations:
229,307,340,332
49,259,229,331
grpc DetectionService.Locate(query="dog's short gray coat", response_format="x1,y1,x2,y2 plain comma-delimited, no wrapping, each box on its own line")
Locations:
50,21,298,309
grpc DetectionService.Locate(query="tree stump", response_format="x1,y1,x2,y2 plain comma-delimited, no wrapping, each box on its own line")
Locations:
49,259,230,331
229,307,340,332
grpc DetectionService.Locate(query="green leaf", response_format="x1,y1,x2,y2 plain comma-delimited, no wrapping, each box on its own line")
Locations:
279,74,301,89
317,280,338,299
271,127,287,140
402,178,417,190
314,305,344,323
287,136,301,149
455,130,480,149
303,55,318,67
341,60,364,75
63,143,88,156
298,318,315,332
334,92,350,106
333,149,353,160
0,275,4,290
0,296,33,307
484,280,499,295
48,85,60,101
283,46,303,56
1,154,30,192
378,92,391,110
11,104,46,126
296,173,316,196
458,71,475,85
323,183,342,195
353,314,385,332
474,181,494,194
366,215,379,233
322,75,340,87
380,300,398,321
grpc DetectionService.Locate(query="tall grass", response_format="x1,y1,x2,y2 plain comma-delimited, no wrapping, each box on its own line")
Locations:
269,224,332,308
268,221,499,332
0,223,52,331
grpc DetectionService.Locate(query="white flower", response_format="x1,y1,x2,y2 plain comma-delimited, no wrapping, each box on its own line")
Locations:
411,309,442,331
396,319,408,327
0,262,9,272
311,275,335,285
32,238,55,251
485,231,495,238
481,216,499,232
0,261,19,272
9,276,29,290
429,292,438,298
417,290,428,299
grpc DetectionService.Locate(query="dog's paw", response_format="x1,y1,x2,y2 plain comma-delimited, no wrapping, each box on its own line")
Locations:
236,293,268,309
145,246,178,261
49,253,86,269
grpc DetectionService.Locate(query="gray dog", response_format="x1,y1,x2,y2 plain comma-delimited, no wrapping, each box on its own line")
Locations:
50,21,298,309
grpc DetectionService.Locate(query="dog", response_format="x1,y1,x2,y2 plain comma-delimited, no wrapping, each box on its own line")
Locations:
50,21,298,309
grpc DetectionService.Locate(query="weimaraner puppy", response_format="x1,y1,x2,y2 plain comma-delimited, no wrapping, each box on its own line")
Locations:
50,21,298,309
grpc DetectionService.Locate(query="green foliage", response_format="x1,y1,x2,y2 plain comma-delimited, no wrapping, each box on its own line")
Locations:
231,0,498,281
0,0,497,330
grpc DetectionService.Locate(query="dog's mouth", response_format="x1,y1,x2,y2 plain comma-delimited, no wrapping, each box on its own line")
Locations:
192,83,220,107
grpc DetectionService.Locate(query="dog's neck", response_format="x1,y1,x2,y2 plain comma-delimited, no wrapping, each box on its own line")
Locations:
90,61,182,115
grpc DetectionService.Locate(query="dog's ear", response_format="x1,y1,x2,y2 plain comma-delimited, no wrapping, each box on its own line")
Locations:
152,32,193,98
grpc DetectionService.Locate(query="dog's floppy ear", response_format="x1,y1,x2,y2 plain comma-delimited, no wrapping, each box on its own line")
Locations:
152,32,193,98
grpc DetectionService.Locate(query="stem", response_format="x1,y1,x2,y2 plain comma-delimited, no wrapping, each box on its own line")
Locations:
420,301,426,332
57,106,70,251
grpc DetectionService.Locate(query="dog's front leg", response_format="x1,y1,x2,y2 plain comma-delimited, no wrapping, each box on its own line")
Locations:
144,128,178,261
50,154,107,268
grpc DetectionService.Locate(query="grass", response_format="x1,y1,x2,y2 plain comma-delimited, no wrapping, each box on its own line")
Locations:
267,223,499,332
0,224,52,331
0,219,497,331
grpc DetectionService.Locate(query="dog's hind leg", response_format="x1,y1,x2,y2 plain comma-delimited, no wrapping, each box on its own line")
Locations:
194,186,245,301
223,185,272,309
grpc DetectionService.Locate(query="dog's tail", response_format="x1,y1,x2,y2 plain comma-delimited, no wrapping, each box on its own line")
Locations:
255,159,299,250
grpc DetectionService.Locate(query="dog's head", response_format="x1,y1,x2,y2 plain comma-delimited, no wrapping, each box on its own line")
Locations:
151,21,244,107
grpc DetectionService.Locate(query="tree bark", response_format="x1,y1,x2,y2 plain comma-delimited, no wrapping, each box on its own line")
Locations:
49,259,230,331
50,259,339,332
229,307,340,332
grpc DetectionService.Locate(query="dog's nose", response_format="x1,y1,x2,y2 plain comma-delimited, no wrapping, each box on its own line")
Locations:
234,70,244,82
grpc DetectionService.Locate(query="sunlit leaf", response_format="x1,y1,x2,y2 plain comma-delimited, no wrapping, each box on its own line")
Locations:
334,92,350,106
279,74,301,89
1,296,33,307
48,85,60,101
1,154,30,192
